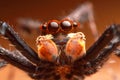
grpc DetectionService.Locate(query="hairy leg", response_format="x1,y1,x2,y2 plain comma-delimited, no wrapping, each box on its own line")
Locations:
0,59,7,68
0,46,36,73
73,24,120,75
0,21,40,64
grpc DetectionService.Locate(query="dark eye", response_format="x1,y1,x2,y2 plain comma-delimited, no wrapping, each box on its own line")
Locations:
73,22,78,27
48,21,59,33
61,21,72,31
42,24,47,30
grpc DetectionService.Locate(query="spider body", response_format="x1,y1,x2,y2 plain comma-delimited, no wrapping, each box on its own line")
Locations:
0,21,120,80
0,2,120,80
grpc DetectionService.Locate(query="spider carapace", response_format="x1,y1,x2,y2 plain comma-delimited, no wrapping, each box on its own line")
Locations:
36,18,86,79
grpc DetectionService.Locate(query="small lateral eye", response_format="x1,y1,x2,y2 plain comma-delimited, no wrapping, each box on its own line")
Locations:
61,20,72,31
48,21,59,32
73,22,78,27
42,24,47,30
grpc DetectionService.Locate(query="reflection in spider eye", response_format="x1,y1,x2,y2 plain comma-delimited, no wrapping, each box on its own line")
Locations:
61,21,72,31
50,22,59,28
48,22,59,32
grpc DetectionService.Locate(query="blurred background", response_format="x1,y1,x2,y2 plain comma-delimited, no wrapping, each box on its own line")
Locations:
0,0,120,80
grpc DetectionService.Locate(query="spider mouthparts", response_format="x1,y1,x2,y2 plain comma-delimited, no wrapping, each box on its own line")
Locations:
65,32,86,61
36,35,59,62
36,32,86,62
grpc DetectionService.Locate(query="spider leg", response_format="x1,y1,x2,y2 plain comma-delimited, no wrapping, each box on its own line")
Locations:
29,71,57,80
66,2,98,40
17,18,41,34
0,45,57,80
0,21,40,64
0,46,36,73
0,59,8,68
28,60,57,80
73,24,120,75
114,46,120,56
0,21,58,79
84,24,120,61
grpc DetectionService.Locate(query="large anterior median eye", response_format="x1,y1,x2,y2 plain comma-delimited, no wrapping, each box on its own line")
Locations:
65,32,86,62
48,21,59,33
60,20,72,31
36,35,58,62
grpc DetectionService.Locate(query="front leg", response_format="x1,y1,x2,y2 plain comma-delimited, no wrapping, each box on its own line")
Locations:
73,24,120,75
0,46,36,73
114,46,120,56
0,59,7,68
66,2,98,40
85,24,120,61
85,24,120,75
0,21,40,64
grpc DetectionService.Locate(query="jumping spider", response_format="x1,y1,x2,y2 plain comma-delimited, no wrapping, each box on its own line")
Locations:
0,2,120,80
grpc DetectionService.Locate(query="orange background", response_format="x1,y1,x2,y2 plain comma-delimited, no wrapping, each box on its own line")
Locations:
0,0,120,80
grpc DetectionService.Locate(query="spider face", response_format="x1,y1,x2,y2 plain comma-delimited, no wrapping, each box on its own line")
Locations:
35,32,85,79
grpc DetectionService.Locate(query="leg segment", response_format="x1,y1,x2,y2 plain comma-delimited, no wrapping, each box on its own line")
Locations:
28,61,57,80
73,24,120,75
114,46,120,56
0,46,57,79
0,21,40,64
0,46,36,73
0,59,7,68
66,2,98,40
17,18,41,34
85,24,120,75
85,24,120,61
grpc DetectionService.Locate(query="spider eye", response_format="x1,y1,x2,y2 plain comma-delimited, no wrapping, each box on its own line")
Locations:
73,22,78,27
48,21,59,32
42,24,47,30
61,21,72,31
